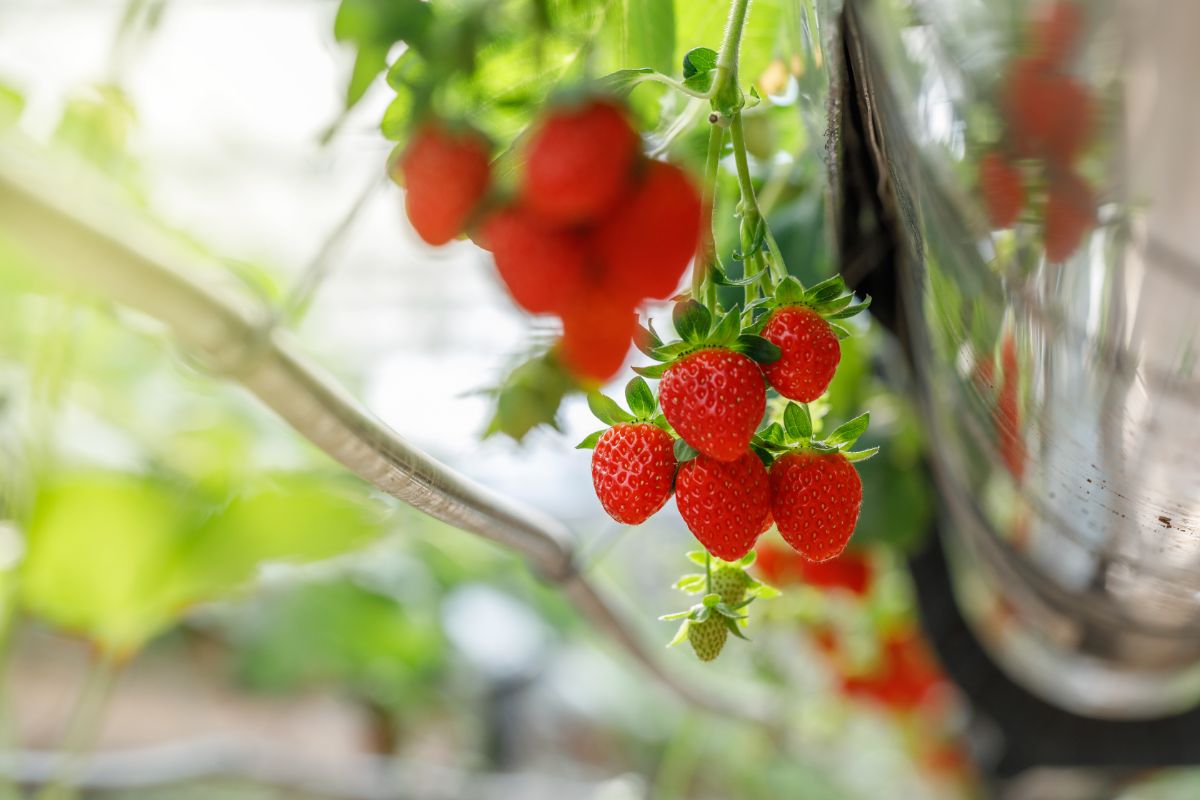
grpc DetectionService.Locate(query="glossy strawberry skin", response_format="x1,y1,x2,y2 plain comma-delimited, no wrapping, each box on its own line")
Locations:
676,452,771,561
591,423,676,525
520,99,639,227
659,349,766,462
979,151,1024,229
399,122,491,246
591,160,702,302
770,450,863,562
761,307,841,403
1043,170,1094,263
559,294,638,384
481,206,586,315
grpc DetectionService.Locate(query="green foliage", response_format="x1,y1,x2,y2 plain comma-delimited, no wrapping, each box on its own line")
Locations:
20,472,383,656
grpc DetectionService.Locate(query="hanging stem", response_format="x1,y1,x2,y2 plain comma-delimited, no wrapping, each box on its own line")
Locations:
713,0,752,109
35,650,123,800
705,552,714,594
693,124,727,299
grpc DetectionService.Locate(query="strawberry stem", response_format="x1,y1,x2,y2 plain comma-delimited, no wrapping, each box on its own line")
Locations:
693,123,727,300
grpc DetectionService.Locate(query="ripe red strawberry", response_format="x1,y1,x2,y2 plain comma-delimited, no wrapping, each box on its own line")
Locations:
761,306,841,403
559,294,638,383
659,349,766,461
1003,57,1057,156
481,205,586,314
521,99,639,226
675,452,771,561
1042,77,1090,165
591,160,703,301
979,151,1024,229
1043,170,1094,262
398,121,491,246
769,450,863,562
1032,1,1083,67
590,423,675,525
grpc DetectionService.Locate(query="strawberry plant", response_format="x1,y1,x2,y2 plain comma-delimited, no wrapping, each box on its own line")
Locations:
358,0,878,661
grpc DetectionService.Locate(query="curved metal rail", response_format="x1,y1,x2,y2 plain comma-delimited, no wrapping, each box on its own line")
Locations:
0,139,773,725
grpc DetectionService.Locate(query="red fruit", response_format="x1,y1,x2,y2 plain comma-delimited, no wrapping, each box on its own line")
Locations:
1043,170,1094,262
659,349,766,462
591,423,676,525
591,160,703,301
1032,1,1083,67
761,306,841,403
841,631,943,712
797,551,873,596
770,450,863,562
675,452,771,561
481,206,587,314
559,295,638,383
398,122,491,246
1042,77,1091,164
521,99,639,226
978,152,1024,229
1003,57,1057,156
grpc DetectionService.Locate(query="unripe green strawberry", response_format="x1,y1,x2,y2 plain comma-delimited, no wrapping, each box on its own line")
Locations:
591,422,675,524
770,450,863,562
397,121,491,246
687,616,728,662
761,306,841,403
521,98,639,226
712,564,750,606
659,349,766,462
591,160,702,301
676,452,771,561
481,205,586,314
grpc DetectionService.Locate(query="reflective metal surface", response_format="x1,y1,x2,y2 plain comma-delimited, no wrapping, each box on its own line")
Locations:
841,0,1200,718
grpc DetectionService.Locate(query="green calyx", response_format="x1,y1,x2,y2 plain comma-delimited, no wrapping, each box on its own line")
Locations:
575,376,670,449
632,299,781,379
749,275,873,341
662,552,780,658
751,402,880,465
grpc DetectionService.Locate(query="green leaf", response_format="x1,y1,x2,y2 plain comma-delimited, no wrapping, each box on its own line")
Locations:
738,551,757,567
811,294,853,316
587,393,634,426
803,275,847,305
843,446,881,463
673,574,707,593
673,300,712,343
693,606,711,623
624,377,657,419
774,276,806,306
682,46,717,78
666,620,690,647
633,362,669,379
758,422,787,448
826,297,872,320
674,438,700,463
346,44,388,109
686,550,709,567
682,70,716,94
625,0,676,75
334,0,431,48
783,402,812,441
829,322,852,340
714,603,747,619
724,615,751,640
651,414,672,432
709,308,742,346
659,609,692,621
575,430,605,449
598,67,658,97
825,412,870,449
651,341,696,361
732,334,781,364
635,322,663,357
702,593,721,607
750,583,781,599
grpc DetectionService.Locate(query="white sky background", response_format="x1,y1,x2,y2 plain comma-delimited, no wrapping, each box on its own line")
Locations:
0,0,635,528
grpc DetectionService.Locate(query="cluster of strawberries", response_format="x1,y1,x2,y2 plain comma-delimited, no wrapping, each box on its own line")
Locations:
978,0,1096,262
586,284,873,568
395,96,702,384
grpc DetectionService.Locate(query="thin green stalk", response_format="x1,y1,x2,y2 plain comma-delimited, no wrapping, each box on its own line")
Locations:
693,124,727,299
728,114,760,230
35,650,123,800
713,0,752,108
705,553,713,594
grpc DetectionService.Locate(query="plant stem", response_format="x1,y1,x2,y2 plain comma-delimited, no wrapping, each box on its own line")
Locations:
728,114,760,232
35,650,122,800
692,124,727,299
705,552,713,594
713,0,753,108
